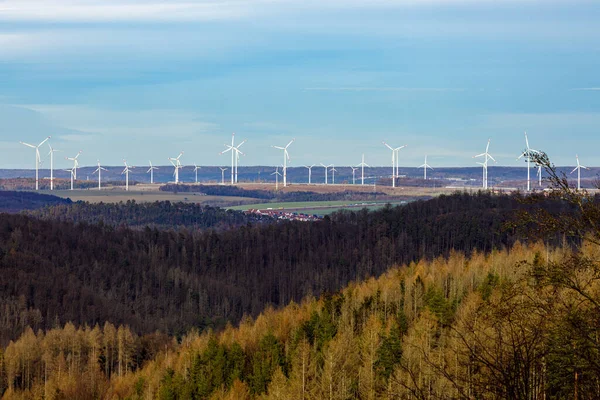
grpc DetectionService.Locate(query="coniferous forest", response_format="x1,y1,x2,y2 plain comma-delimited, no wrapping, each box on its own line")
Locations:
0,192,565,346
1,157,599,399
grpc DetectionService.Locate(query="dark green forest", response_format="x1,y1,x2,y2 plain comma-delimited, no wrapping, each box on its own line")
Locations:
27,200,272,230
0,192,572,347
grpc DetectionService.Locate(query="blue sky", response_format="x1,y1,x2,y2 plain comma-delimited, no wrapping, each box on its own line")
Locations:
1,0,599,168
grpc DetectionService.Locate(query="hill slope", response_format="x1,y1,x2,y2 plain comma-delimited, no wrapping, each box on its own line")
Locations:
3,242,598,399
0,192,550,347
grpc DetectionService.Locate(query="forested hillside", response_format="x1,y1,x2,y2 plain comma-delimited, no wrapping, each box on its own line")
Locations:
0,191,71,213
27,201,272,230
0,192,569,347
3,242,599,399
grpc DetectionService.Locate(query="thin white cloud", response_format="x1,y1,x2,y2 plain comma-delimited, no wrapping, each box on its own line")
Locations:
0,1,254,22
571,87,600,91
305,87,466,92
0,0,568,23
18,104,220,138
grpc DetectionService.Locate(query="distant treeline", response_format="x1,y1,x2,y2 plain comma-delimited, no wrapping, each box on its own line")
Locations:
0,191,72,213
160,184,395,202
27,200,272,230
0,192,572,345
0,178,136,191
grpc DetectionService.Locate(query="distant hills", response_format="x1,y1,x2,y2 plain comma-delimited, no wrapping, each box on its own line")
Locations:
1,165,598,189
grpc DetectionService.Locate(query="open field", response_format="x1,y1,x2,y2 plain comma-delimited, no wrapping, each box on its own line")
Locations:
48,188,260,206
234,182,465,196
229,199,409,215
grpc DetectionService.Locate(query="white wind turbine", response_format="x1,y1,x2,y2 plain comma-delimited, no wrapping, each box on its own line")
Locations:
382,141,407,188
65,150,83,181
351,167,358,185
122,159,133,191
193,164,201,183
19,136,50,190
168,152,184,184
271,166,282,190
272,138,295,187
571,154,588,191
331,165,337,184
356,154,369,185
320,163,332,184
304,164,315,184
220,133,247,184
93,160,108,190
47,143,60,191
474,139,496,189
147,161,158,184
419,155,433,180
63,167,75,190
219,167,228,185
517,132,540,192
536,165,542,187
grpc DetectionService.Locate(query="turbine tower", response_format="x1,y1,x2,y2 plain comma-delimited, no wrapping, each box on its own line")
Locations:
63,167,75,190
517,132,540,192
320,163,332,185
271,166,282,190
19,136,50,190
418,155,433,180
304,164,315,184
536,165,542,187
168,152,184,184
220,133,246,184
272,138,295,187
571,154,588,191
47,143,60,191
356,154,369,185
382,141,407,188
65,150,83,180
474,139,496,189
351,167,358,185
93,160,108,190
147,161,158,184
331,165,337,184
219,167,228,185
193,164,201,183
122,159,133,191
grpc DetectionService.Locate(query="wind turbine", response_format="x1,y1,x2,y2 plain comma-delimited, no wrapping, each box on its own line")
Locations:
168,152,184,184
571,154,588,191
320,163,332,184
382,141,407,188
356,154,369,185
93,160,108,190
47,143,60,190
122,160,133,191
220,133,246,184
517,132,540,192
418,155,433,180
351,167,358,185
474,139,496,189
272,138,295,187
193,164,201,183
271,166,282,190
331,165,337,184
19,136,50,190
536,165,542,187
219,167,228,185
63,167,75,190
304,164,315,184
147,161,158,184
65,150,83,181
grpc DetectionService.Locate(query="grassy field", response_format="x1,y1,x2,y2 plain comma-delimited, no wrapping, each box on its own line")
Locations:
50,189,260,206
229,200,408,215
